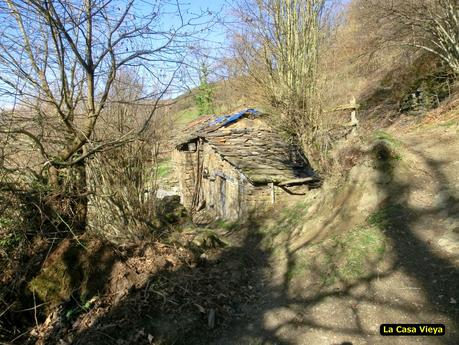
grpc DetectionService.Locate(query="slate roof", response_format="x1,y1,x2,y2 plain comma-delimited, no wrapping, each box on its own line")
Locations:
177,109,260,146
176,109,317,185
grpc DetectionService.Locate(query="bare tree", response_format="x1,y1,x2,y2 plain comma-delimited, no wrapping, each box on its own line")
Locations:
0,0,212,229
85,72,164,243
229,0,328,168
357,0,459,74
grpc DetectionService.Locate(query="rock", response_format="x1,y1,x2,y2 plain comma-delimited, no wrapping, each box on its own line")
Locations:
199,253,208,262
157,196,188,224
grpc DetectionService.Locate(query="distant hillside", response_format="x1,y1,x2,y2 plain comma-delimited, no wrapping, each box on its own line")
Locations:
165,78,263,129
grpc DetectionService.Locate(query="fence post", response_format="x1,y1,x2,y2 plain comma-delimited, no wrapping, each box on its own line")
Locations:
350,96,359,136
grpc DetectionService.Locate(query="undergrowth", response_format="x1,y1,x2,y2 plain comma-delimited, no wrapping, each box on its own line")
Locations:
0,232,23,253
313,226,385,286
285,220,387,285
373,130,403,147
259,201,310,251
157,159,173,179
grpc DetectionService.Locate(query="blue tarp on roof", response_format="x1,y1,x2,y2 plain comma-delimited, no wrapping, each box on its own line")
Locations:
208,108,259,127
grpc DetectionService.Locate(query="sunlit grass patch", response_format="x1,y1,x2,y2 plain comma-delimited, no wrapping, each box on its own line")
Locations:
175,107,200,126
213,219,241,232
289,225,387,286
157,159,172,178
336,226,386,279
373,130,403,147
367,205,400,229
439,119,459,128
286,251,310,281
258,201,310,247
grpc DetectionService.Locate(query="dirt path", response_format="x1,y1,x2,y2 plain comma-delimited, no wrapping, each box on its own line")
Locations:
206,124,459,345
28,124,457,345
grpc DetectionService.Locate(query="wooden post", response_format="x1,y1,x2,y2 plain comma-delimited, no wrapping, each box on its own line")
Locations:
327,96,360,138
270,182,275,204
349,96,359,136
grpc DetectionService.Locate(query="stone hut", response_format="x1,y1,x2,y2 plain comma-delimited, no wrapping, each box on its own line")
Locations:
172,109,320,221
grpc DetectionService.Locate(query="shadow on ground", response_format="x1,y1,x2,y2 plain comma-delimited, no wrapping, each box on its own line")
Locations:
0,184,89,343
5,134,458,345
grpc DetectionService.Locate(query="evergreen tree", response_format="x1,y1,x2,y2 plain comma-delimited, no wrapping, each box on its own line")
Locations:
195,63,215,115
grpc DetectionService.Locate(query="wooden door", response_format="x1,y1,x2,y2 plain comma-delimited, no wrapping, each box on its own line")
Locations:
218,176,226,217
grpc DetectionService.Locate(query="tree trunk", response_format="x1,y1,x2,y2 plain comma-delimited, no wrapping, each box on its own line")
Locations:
71,161,88,232
46,160,88,234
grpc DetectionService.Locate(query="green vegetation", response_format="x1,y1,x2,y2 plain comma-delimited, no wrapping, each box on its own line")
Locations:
0,216,15,230
372,132,404,162
286,252,310,282
64,296,97,321
213,219,242,232
0,231,22,252
257,201,310,253
28,255,77,309
373,131,402,147
318,226,386,286
157,159,172,179
262,201,309,239
195,63,215,115
175,106,201,126
367,205,400,229
439,119,459,128
283,213,387,285
27,240,110,313
0,204,25,253
0,0,458,343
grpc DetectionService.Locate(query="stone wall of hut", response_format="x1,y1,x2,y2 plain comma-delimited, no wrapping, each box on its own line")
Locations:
172,142,199,210
200,143,246,220
173,141,309,221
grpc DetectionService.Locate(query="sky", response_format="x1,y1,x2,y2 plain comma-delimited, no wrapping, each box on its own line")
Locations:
140,0,229,47
124,0,351,98
0,0,351,106
167,0,229,54
138,0,231,96
0,0,232,108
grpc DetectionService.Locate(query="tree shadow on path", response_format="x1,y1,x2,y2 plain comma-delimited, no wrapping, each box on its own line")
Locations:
37,138,459,345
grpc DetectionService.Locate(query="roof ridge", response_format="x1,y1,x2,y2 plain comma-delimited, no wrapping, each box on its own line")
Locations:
176,108,261,146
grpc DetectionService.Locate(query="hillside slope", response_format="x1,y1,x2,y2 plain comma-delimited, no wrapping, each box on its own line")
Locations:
13,105,458,345
198,117,459,345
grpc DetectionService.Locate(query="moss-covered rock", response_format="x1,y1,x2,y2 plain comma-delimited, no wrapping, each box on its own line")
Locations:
156,195,188,225
28,237,117,312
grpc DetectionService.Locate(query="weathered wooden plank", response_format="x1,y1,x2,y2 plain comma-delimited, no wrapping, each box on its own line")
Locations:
277,177,319,186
